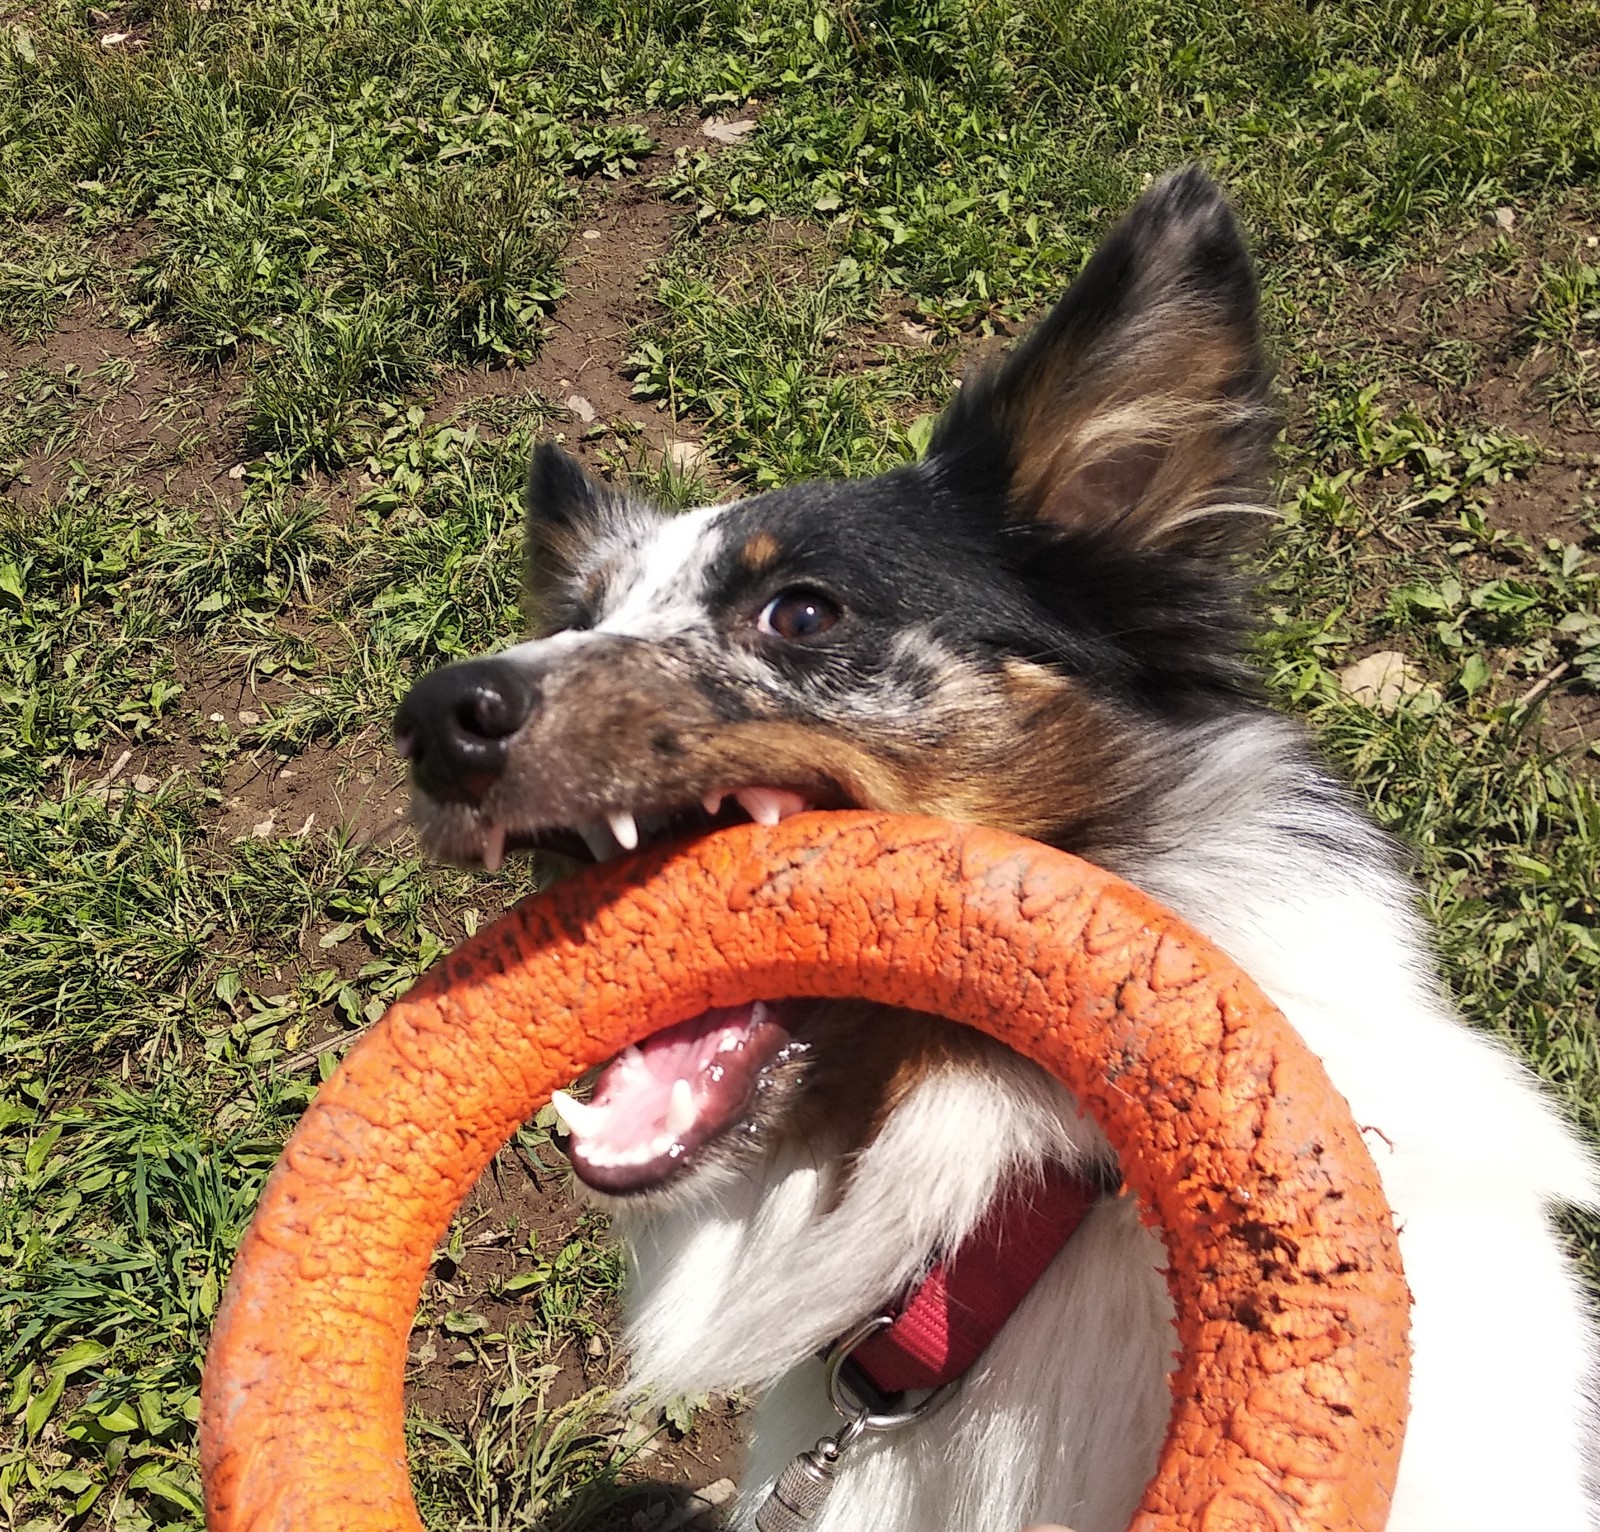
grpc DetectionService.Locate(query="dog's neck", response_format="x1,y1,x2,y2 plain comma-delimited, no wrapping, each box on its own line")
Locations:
841,1159,1099,1398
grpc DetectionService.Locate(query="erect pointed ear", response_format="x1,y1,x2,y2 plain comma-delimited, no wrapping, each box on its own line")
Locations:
521,442,613,629
926,168,1274,558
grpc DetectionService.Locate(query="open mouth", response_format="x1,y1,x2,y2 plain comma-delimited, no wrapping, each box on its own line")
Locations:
550,1000,801,1194
491,784,826,1194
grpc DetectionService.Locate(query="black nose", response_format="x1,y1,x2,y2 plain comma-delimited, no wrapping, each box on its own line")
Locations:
394,659,537,803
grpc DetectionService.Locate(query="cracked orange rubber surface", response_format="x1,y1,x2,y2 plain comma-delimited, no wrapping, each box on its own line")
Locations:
199,812,1409,1532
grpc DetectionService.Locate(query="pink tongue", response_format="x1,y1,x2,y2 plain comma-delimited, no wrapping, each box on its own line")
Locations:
561,1002,793,1194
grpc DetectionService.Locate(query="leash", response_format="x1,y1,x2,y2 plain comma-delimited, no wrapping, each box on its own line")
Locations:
756,1161,1099,1531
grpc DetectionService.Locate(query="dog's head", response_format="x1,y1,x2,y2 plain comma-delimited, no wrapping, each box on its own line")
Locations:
396,167,1274,1197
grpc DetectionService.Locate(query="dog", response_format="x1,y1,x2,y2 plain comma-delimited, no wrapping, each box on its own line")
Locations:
395,168,1599,1531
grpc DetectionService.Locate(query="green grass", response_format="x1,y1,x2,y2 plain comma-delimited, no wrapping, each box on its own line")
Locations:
2,0,1600,1526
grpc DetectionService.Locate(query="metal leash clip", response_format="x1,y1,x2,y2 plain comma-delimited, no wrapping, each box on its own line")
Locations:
754,1315,956,1532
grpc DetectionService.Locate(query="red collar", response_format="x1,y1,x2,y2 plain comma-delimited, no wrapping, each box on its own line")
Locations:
843,1162,1099,1396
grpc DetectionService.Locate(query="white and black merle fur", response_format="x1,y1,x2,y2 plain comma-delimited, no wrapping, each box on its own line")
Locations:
397,169,1600,1531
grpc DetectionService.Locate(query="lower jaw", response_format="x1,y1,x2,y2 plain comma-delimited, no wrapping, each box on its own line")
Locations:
565,1122,751,1197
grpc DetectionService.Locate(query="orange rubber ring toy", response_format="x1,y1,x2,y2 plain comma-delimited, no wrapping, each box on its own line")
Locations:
199,812,1410,1531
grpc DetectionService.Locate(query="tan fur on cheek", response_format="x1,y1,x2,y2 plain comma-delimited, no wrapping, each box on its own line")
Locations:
669,666,1130,845
741,531,781,574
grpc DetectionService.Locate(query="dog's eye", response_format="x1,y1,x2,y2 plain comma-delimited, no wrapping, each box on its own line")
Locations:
757,588,841,642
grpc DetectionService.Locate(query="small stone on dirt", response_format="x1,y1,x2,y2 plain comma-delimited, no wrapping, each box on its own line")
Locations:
900,319,936,346
96,750,132,787
1338,650,1436,714
620,1419,663,1460
131,774,159,794
691,1479,736,1509
587,1334,606,1357
582,229,602,241
227,462,247,479
237,709,260,725
101,30,130,45
656,1477,738,1532
209,712,225,723
701,116,758,144
565,394,597,423
663,439,705,472
250,815,276,839
1493,206,1516,229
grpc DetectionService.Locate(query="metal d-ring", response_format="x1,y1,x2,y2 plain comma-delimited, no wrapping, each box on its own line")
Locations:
823,1315,957,1433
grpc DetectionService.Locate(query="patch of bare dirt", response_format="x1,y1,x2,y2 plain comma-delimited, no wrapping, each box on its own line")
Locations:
1491,456,1599,548
406,1146,748,1528
1315,202,1600,550
1,300,246,508
215,734,408,848
427,115,733,486
408,1149,604,1420
1284,203,1600,764
536,183,682,447
592,1407,746,1532
77,637,413,878
1547,690,1600,762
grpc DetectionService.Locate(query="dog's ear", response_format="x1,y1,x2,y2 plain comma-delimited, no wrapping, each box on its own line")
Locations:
522,442,610,629
926,167,1273,559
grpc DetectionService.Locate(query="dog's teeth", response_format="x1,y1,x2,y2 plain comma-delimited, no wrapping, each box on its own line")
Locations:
481,820,507,873
733,787,782,826
666,1078,696,1138
702,790,725,817
608,810,639,852
734,787,812,827
580,823,619,863
549,1089,607,1138
621,1045,646,1069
